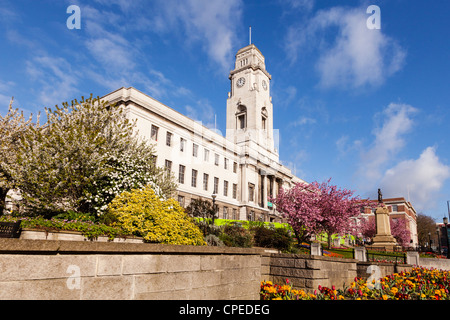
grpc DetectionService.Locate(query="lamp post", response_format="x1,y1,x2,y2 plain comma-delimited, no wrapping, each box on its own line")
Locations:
428,232,432,252
211,193,217,226
437,228,442,255
444,216,450,259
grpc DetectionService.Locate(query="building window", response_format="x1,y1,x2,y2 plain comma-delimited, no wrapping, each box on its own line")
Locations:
151,125,159,141
392,205,398,212
177,195,185,208
180,138,186,152
224,158,229,170
178,165,185,184
214,177,219,194
166,132,173,146
248,210,255,221
224,180,229,197
204,149,209,162
248,183,255,202
232,184,237,199
164,160,172,173
232,208,238,220
223,207,228,219
261,107,268,130
215,154,220,166
193,144,198,157
203,173,209,191
191,169,198,188
236,105,247,130
233,162,237,173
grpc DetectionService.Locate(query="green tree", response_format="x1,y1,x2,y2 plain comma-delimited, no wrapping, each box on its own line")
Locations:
13,95,176,217
417,213,438,249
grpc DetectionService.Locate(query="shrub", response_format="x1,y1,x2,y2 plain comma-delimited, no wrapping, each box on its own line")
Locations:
107,185,206,246
252,225,295,252
219,222,253,248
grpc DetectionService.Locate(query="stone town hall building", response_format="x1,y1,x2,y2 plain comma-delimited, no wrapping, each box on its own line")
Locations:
103,44,304,223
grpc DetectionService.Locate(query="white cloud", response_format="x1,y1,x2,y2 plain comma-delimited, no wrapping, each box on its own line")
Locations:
358,103,418,183
280,0,315,12
291,116,317,127
185,99,216,130
380,147,450,211
151,0,243,73
351,103,450,211
26,55,80,107
285,6,406,89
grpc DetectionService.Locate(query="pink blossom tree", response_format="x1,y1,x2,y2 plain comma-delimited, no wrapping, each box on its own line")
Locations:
273,178,373,247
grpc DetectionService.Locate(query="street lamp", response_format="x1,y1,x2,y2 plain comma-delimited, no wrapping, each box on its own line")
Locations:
444,217,450,259
428,232,432,252
437,228,442,255
211,193,217,225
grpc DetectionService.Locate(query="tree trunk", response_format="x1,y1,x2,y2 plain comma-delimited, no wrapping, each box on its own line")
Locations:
327,232,332,249
0,187,9,215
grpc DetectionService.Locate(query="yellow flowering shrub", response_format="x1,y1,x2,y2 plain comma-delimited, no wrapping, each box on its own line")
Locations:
107,185,206,246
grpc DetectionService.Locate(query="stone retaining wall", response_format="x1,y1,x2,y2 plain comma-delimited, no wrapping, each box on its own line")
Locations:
1,238,447,300
261,253,358,291
0,239,261,300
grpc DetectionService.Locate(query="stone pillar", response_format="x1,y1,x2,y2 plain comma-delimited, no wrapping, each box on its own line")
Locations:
311,243,322,256
372,206,398,250
406,251,420,266
333,237,341,247
354,247,367,262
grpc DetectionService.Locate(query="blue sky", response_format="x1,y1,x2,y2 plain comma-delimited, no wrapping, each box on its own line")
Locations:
1,0,449,220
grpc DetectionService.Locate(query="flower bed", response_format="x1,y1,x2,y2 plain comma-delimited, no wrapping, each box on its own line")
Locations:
261,266,450,300
0,216,131,241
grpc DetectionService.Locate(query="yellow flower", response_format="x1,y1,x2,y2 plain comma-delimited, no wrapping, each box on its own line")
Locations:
382,295,388,300
390,287,398,295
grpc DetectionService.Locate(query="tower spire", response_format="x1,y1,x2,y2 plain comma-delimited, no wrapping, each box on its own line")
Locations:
249,26,252,45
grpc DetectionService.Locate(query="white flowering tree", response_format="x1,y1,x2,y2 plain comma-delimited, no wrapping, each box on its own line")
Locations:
12,95,177,217
0,98,35,214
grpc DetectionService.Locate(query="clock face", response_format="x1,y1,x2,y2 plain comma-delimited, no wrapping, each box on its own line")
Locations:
236,77,245,88
262,80,268,90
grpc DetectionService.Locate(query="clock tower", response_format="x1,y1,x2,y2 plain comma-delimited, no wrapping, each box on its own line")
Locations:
226,44,276,155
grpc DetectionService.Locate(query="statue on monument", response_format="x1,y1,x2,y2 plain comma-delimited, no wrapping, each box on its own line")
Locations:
372,188,398,250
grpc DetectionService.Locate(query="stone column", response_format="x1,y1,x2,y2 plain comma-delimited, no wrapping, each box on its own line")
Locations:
311,243,322,256
372,206,398,250
406,251,420,266
354,247,367,262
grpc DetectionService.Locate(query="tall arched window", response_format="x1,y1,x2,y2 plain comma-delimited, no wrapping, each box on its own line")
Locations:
236,105,247,130
261,107,268,130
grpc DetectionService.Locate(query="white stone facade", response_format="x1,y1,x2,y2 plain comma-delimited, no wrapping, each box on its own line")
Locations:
103,44,304,222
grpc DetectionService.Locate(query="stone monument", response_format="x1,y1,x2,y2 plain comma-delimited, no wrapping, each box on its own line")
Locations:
371,189,398,251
